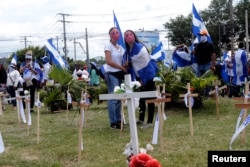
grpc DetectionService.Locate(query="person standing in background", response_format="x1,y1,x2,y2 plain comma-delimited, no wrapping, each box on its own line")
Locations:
104,27,127,129
0,64,7,92
193,29,216,77
229,42,248,97
89,62,100,86
6,63,24,110
41,56,51,89
124,29,158,128
19,50,39,113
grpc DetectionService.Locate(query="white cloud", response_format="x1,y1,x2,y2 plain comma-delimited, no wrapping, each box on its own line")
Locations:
0,0,211,59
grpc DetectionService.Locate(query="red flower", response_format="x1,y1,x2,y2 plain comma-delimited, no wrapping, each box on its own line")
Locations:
129,153,161,167
145,158,161,167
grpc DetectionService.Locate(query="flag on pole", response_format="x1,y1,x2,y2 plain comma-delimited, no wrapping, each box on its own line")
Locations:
11,53,17,65
151,42,165,62
192,4,212,43
113,11,125,49
45,38,66,69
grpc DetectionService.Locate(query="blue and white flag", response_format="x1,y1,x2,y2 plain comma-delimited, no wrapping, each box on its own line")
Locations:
113,11,125,49
129,43,158,85
11,53,17,65
172,50,192,67
151,42,165,62
34,60,43,83
230,114,250,150
192,4,212,43
45,38,66,69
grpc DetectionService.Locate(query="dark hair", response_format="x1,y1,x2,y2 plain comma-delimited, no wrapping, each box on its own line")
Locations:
238,42,245,49
124,30,149,52
108,27,118,34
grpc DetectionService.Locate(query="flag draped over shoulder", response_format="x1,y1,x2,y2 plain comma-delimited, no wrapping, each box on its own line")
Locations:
192,3,212,43
151,42,165,62
45,38,66,69
129,43,158,84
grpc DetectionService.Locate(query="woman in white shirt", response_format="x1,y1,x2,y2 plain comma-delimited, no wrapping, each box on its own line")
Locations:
104,27,127,129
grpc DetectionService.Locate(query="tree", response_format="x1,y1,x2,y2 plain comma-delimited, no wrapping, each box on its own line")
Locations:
163,0,250,56
164,15,193,46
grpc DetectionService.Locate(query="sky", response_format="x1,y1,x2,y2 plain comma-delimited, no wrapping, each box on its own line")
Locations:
0,0,211,60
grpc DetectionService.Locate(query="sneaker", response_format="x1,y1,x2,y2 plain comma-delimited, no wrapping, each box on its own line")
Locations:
110,123,120,129
140,123,152,129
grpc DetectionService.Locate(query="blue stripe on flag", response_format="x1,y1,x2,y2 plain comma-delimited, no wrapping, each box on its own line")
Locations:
192,4,213,43
11,53,17,65
34,61,43,82
113,11,125,49
172,50,192,67
45,38,66,69
151,42,165,61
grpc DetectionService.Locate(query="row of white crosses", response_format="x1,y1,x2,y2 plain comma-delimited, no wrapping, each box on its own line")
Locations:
0,89,32,153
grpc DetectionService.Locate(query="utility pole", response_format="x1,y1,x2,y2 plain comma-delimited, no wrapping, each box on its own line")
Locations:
229,0,234,54
245,10,249,57
20,36,31,49
57,13,71,60
74,38,76,62
85,27,89,64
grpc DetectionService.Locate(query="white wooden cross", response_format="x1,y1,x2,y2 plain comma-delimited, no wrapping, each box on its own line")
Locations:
99,74,158,155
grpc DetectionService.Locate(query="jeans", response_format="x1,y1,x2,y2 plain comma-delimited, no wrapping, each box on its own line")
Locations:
105,73,122,125
196,62,212,77
7,86,16,107
138,79,156,124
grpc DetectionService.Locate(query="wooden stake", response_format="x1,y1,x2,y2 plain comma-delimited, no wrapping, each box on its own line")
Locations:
37,92,40,144
208,81,227,120
179,83,198,137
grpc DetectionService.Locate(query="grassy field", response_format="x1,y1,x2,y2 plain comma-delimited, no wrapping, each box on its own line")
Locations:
0,96,249,167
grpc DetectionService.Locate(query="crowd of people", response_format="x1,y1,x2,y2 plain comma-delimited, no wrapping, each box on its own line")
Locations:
0,50,51,112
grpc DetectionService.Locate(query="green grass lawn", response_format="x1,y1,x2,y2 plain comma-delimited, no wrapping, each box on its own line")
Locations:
0,96,249,167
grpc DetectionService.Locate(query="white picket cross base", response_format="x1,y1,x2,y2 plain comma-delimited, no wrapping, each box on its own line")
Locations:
99,74,157,155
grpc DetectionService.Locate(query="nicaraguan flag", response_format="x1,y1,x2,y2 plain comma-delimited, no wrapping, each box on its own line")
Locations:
129,42,158,84
172,50,192,67
11,53,17,65
34,60,43,83
151,42,165,61
45,38,66,69
113,11,125,49
230,114,250,150
192,4,212,43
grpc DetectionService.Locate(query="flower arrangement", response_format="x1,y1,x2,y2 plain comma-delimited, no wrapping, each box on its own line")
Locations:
123,142,161,167
114,81,141,94
129,153,161,167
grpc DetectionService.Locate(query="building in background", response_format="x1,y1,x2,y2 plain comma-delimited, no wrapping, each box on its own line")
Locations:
135,31,160,51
